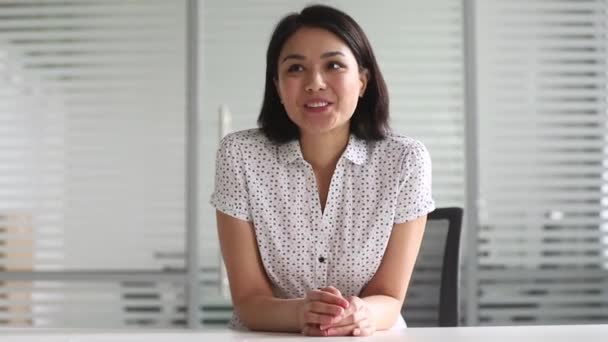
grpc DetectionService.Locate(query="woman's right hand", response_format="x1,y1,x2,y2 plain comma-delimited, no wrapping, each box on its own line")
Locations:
299,286,349,336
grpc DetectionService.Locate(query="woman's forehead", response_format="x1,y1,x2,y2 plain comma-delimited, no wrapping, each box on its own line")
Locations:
279,27,353,58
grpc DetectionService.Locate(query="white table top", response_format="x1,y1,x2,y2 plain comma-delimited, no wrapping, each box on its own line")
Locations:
2,324,607,341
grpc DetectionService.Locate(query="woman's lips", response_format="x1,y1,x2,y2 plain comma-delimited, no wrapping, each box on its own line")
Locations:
304,103,332,113
303,99,333,114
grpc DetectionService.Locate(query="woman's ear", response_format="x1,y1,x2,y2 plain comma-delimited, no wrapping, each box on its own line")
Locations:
359,69,369,97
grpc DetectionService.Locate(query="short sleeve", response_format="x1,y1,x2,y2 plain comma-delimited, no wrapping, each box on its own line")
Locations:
210,134,252,221
394,140,435,223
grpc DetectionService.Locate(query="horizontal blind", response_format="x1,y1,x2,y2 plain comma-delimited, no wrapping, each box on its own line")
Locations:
354,0,465,208
476,0,608,325
0,0,188,328
200,0,465,324
0,0,187,271
0,280,185,328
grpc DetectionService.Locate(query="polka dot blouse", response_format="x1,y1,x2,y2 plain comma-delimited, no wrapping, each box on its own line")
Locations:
210,128,435,329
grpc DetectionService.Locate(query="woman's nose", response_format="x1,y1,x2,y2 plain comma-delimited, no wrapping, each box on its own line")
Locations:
305,71,327,92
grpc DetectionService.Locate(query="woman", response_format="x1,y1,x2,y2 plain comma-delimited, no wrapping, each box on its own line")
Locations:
211,4,434,337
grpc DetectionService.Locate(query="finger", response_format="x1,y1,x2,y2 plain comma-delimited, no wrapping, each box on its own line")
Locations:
320,311,362,331
307,289,348,306
304,311,342,325
302,324,327,337
330,298,360,322
342,296,364,316
319,286,342,297
307,290,349,308
354,325,375,337
325,322,357,336
320,315,355,331
319,302,366,330
348,296,364,312
352,318,375,337
309,301,345,316
321,307,360,330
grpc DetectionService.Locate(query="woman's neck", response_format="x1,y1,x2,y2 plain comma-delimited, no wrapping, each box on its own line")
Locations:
299,127,349,170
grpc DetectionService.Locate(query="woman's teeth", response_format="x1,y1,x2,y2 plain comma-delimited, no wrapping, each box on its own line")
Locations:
306,102,328,108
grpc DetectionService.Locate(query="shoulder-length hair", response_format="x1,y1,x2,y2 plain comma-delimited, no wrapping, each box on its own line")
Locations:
258,4,390,143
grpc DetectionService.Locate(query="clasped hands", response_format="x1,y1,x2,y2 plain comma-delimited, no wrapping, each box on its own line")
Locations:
298,286,376,337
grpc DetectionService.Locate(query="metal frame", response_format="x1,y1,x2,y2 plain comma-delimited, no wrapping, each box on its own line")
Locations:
462,0,480,326
185,0,201,329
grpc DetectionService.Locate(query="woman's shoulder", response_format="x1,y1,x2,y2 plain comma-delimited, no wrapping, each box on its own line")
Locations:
370,133,432,176
219,128,274,152
217,129,283,165
220,128,267,144
373,132,429,157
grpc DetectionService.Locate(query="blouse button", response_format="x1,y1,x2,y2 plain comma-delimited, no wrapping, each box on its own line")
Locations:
318,256,326,263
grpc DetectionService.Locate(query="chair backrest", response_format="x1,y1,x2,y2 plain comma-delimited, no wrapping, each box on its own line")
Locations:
401,207,463,327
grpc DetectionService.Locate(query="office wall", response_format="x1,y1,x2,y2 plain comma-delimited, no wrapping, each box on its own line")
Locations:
0,0,606,328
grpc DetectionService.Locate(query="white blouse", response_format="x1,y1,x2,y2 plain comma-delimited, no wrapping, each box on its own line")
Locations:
210,129,435,329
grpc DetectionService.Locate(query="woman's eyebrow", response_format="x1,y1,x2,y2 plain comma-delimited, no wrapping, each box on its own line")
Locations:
281,54,305,63
320,51,344,58
281,51,345,64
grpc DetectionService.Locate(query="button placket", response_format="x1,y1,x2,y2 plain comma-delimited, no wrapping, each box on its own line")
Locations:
303,163,319,287
314,246,325,287
314,221,327,286
318,163,344,287
316,218,329,287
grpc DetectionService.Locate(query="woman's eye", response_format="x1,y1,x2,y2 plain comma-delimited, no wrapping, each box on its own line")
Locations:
287,64,304,73
328,62,343,70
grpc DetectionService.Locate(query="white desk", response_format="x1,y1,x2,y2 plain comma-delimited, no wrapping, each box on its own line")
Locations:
2,324,607,341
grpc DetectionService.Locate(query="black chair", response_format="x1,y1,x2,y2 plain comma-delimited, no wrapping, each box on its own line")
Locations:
401,207,463,327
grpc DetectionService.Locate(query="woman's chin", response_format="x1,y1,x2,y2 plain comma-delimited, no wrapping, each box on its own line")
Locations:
299,122,350,137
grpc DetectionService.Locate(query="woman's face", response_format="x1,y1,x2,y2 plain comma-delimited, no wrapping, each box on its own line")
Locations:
275,27,368,138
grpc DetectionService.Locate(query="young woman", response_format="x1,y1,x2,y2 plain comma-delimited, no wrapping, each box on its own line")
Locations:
211,4,434,337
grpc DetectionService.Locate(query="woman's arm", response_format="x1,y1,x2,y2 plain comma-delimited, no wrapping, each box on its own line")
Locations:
216,210,301,331
216,210,348,332
360,214,427,329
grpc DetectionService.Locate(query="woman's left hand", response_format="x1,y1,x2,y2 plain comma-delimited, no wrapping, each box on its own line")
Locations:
303,295,376,337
